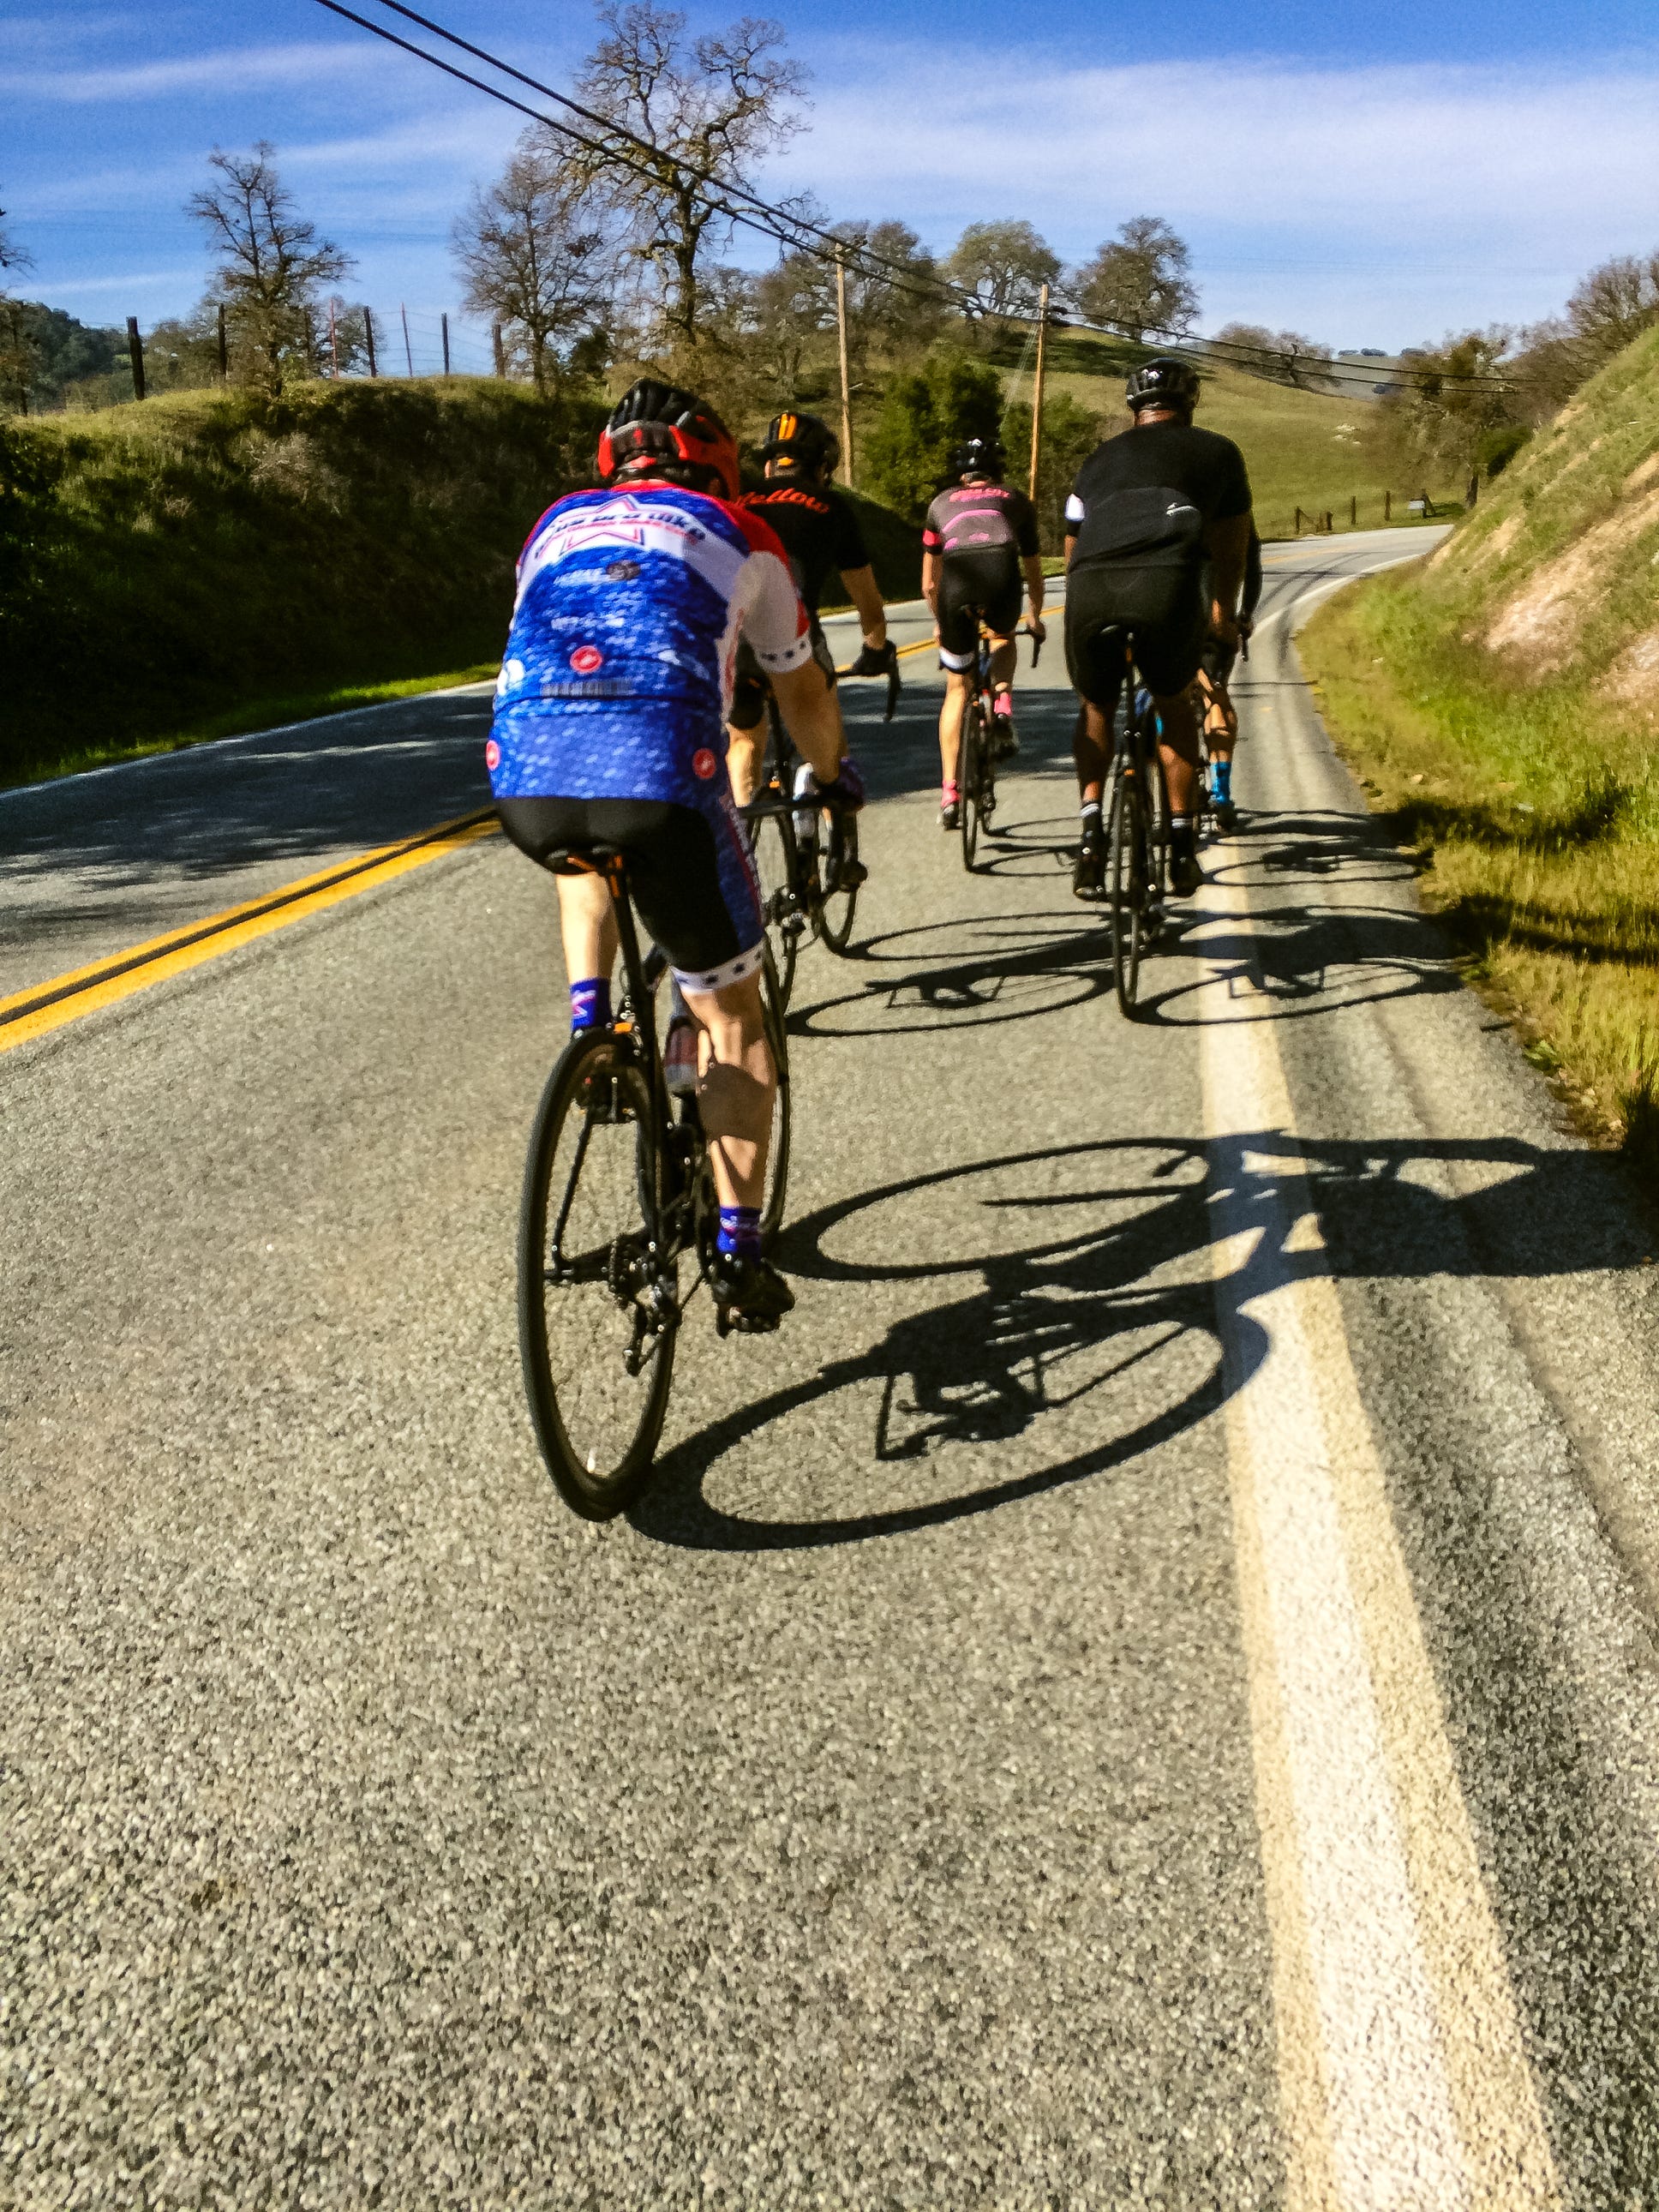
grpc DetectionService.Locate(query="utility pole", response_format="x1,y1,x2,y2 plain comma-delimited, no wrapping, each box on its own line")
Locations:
1027,281,1050,503
440,311,452,378
400,303,414,377
126,316,146,402
328,297,339,379
492,323,506,378
216,303,228,383
834,253,854,489
363,309,378,378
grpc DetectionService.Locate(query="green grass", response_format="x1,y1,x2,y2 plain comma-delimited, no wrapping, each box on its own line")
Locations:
1,376,923,787
1013,328,1465,540
1300,558,1659,1175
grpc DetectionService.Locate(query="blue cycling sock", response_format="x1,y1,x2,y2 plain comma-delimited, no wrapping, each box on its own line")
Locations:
716,1205,763,1262
569,976,611,1032
1212,758,1233,804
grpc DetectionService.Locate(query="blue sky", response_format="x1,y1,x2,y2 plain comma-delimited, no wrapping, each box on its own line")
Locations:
5,0,1659,361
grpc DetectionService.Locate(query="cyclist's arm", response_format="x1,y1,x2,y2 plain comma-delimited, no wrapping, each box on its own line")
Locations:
1205,512,1252,642
841,562,887,650
922,547,943,620
1022,553,1046,624
1240,528,1263,626
772,657,846,785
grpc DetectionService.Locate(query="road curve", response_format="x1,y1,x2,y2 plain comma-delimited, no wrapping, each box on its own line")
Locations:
8,530,1659,2207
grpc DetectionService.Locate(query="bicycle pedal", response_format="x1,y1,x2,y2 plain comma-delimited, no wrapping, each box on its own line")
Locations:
834,858,868,889
716,1304,783,1337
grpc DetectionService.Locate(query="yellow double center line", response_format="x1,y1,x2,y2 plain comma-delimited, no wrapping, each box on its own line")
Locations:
0,808,497,1058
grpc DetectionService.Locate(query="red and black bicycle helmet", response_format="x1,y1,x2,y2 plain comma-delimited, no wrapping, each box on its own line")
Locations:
597,379,741,501
1125,356,1201,414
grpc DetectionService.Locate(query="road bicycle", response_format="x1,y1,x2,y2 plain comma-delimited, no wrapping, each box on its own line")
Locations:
516,846,791,1520
740,657,895,1004
957,620,1042,873
1102,635,1171,1018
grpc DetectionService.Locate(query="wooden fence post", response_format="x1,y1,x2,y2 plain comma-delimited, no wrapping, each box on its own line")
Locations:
492,323,506,378
127,316,146,401
1350,494,1357,528
1295,506,1303,535
1385,489,1392,522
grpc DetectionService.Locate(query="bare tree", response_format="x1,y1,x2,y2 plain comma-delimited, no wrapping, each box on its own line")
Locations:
945,220,1059,344
1073,218,1198,343
0,195,37,413
566,3,806,353
455,140,619,393
1213,321,1335,391
187,144,352,393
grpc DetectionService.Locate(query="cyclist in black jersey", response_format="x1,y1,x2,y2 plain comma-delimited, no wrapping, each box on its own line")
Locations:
725,410,895,808
1195,524,1261,833
922,436,1045,829
1063,357,1255,898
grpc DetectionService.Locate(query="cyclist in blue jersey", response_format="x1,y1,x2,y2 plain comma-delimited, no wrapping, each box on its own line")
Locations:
488,381,859,1329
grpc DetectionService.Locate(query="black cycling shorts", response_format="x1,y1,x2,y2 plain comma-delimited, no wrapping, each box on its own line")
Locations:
729,626,835,731
1064,563,1207,714
496,795,764,994
1197,635,1238,689
936,548,1022,670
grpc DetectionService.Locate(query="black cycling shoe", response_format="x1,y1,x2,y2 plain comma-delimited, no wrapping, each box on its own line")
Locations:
1213,799,1239,836
710,1252,796,1335
1168,846,1203,899
1072,818,1105,900
992,710,1020,758
940,800,960,831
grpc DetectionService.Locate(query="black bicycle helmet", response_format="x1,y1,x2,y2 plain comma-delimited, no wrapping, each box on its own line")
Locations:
761,408,840,476
597,379,740,501
1125,357,1201,414
949,434,1003,482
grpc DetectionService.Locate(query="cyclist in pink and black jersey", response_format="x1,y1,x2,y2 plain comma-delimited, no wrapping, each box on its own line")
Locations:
921,436,1045,830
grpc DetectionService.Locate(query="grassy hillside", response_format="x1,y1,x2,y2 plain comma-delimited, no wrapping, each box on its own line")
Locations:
1017,328,1461,538
0,378,923,787
1298,321,1659,1167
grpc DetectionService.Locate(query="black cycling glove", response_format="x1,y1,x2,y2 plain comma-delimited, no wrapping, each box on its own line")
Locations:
851,640,897,679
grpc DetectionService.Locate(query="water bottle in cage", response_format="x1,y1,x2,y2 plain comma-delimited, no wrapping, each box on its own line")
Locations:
792,762,819,851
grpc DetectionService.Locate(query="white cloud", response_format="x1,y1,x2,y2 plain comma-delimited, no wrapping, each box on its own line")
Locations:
0,40,387,102
779,51,1659,344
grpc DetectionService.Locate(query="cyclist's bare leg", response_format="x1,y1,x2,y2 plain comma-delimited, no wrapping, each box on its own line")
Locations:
725,721,764,809
1074,700,1111,805
1153,689,1202,813
1195,668,1237,765
986,634,1017,704
682,970,773,1213
937,668,968,787
556,870,620,995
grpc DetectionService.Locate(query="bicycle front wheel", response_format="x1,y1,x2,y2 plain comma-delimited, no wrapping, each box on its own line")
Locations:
517,1028,678,1520
1108,770,1147,1017
759,946,792,1248
814,805,860,954
960,702,985,872
746,799,800,1008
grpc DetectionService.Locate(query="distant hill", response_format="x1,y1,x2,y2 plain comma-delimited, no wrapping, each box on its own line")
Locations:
1016,327,1458,538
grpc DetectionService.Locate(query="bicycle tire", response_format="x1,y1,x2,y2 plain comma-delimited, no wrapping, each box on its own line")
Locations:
814,806,859,954
960,700,985,872
1108,768,1147,1017
517,1028,678,1520
759,946,792,1248
746,798,800,1007
1145,716,1171,906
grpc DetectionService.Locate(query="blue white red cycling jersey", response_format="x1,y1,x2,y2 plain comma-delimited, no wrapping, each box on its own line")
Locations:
487,482,812,805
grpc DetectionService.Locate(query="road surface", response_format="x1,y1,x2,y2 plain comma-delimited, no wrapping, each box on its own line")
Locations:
8,529,1659,2208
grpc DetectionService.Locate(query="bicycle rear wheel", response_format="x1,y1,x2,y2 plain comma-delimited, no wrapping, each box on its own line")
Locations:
959,700,986,871
1108,768,1147,1017
518,1028,678,1520
745,797,800,1008
758,946,792,1248
814,805,860,955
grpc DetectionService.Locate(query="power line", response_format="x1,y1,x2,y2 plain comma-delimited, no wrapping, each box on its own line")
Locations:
310,0,1528,396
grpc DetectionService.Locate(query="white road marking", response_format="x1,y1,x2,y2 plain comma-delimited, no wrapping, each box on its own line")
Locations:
1195,770,1560,2203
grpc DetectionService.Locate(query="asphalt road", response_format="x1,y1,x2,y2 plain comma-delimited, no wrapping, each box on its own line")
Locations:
9,529,1659,2208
